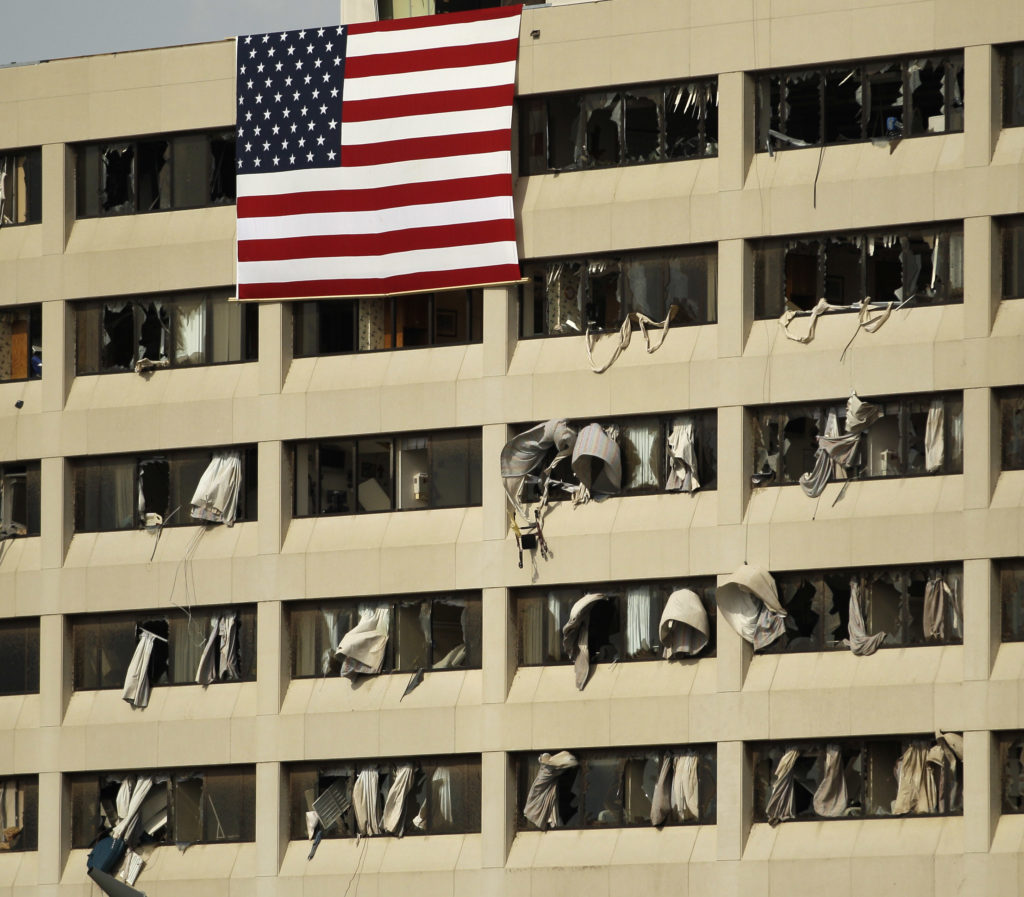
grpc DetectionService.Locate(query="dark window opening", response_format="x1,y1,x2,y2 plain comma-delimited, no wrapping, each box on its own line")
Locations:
1000,560,1024,642
998,387,1024,471
1000,732,1024,812
0,461,41,538
0,304,42,382
0,620,39,695
0,778,37,851
1002,43,1024,128
0,148,42,226
1001,216,1024,299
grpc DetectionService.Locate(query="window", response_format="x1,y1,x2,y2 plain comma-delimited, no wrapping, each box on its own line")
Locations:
0,148,41,226
765,564,962,653
0,620,39,696
69,767,255,849
0,304,42,382
519,79,718,176
998,387,1024,470
757,54,964,152
752,735,963,822
289,756,480,839
1000,732,1024,812
75,130,235,218
293,429,481,516
71,607,256,692
0,461,40,538
379,0,517,17
754,223,964,318
516,579,716,666
751,393,963,484
1000,217,1024,299
999,560,1024,641
520,245,717,337
75,289,257,374
293,291,482,356
72,446,257,532
515,745,716,830
290,592,482,677
0,777,37,851
1002,43,1024,128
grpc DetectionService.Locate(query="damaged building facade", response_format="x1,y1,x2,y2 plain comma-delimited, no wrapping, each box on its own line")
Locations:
2,0,1024,893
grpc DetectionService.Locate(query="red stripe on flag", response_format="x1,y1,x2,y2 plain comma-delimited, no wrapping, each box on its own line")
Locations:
346,5,523,35
340,128,509,166
239,219,517,262
342,84,513,122
238,173,512,218
238,263,523,300
345,38,518,78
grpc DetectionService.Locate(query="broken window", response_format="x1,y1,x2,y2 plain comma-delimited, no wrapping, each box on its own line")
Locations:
762,563,963,654
0,620,39,696
752,734,963,822
72,446,257,532
288,756,480,839
71,607,256,692
516,579,716,667
753,223,964,317
998,387,1024,470
1002,43,1024,127
75,129,236,217
0,148,42,226
293,291,483,356
0,461,41,538
69,766,255,849
520,245,717,337
0,304,42,382
289,592,482,678
751,393,963,484
1000,216,1024,299
516,745,716,831
519,78,718,175
999,560,1024,641
75,289,257,374
757,53,964,152
999,732,1024,812
292,429,482,517
0,777,37,851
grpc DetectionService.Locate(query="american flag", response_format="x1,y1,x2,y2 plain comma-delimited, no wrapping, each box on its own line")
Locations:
235,6,523,301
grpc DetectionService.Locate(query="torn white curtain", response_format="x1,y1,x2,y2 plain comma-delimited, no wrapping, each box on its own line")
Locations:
812,744,849,817
190,451,242,526
194,611,240,684
892,743,937,815
338,606,391,678
412,766,454,831
716,564,787,649
799,395,881,498
571,423,622,502
353,768,382,836
109,776,155,843
666,418,700,492
500,419,577,513
121,630,156,709
765,748,800,825
925,398,944,473
650,752,700,826
923,577,952,641
562,593,607,690
847,579,886,655
659,588,710,658
779,297,893,345
381,764,415,836
585,306,678,374
524,751,578,830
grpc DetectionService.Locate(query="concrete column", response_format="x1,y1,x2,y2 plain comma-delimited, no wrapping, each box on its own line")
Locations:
341,0,379,24
39,457,69,571
482,423,508,542
717,404,749,527
716,600,751,694
718,238,752,359
482,586,513,704
38,614,68,728
257,600,287,716
481,750,514,868
963,387,998,511
255,761,288,876
482,284,516,378
963,558,998,682
40,143,69,258
963,730,998,853
963,216,998,339
258,440,287,555
716,740,751,860
718,72,753,194
964,44,999,170
258,301,288,396
41,299,71,413
37,771,67,886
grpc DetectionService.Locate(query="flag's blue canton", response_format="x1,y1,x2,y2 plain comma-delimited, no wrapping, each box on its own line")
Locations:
236,26,346,175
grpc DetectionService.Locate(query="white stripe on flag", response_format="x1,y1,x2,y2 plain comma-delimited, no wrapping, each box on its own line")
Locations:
340,106,511,146
345,16,521,57
341,60,517,102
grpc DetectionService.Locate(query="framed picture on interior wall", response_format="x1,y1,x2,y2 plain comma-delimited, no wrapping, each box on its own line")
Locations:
436,310,457,338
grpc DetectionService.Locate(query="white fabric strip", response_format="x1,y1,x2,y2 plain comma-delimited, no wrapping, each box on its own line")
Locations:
342,61,517,102
341,106,512,146
346,15,521,57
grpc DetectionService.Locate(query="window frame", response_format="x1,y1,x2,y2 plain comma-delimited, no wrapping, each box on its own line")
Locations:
0,776,38,851
1001,43,1024,128
0,619,40,696
0,147,42,226
0,303,43,383
0,460,41,538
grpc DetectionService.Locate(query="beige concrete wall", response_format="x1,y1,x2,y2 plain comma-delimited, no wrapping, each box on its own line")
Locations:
0,0,1023,894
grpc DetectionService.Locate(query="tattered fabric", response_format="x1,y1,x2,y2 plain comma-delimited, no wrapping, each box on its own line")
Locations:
195,611,241,685
716,564,786,649
650,753,699,826
571,423,622,503
811,744,848,817
122,630,157,709
585,306,678,374
110,775,155,844
523,751,578,830
847,579,887,655
353,768,382,836
190,451,242,526
925,398,944,473
892,743,936,815
500,419,577,513
766,748,800,825
338,607,390,678
381,764,415,836
923,577,952,642
666,419,700,492
659,589,710,658
562,593,607,690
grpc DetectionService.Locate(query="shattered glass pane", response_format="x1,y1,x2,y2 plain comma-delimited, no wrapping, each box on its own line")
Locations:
623,89,662,162
783,241,820,310
101,144,135,214
783,71,822,145
865,64,903,138
582,92,622,167
824,68,862,142
1002,44,1024,128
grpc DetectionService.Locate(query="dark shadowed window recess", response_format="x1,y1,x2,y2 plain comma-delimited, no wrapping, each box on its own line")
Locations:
0,148,42,226
0,461,40,538
752,735,963,822
515,745,716,831
516,579,716,666
519,78,718,175
72,446,257,532
0,620,39,695
757,53,964,152
292,290,482,356
0,304,42,383
293,429,481,516
1001,43,1024,128
520,245,717,337
1000,216,1024,299
753,223,963,318
290,592,482,678
69,766,255,849
998,387,1024,470
999,732,1024,812
75,289,257,374
378,0,517,16
0,777,37,851
999,560,1024,642
75,129,236,218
